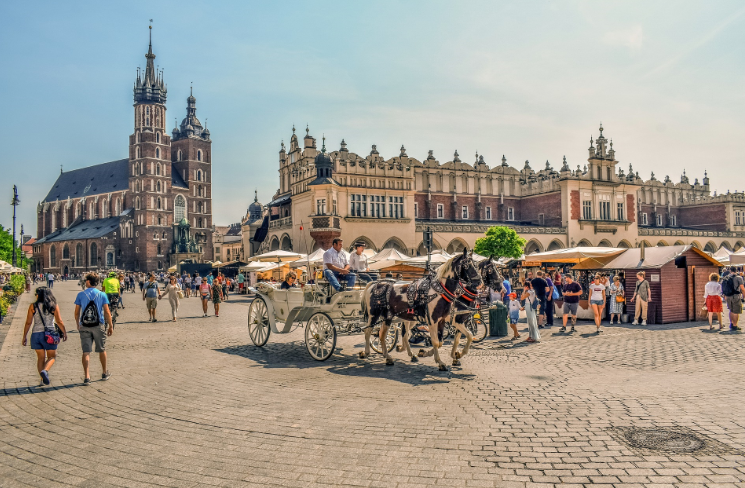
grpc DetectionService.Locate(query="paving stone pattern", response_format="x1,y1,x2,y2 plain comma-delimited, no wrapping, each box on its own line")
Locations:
1,281,744,487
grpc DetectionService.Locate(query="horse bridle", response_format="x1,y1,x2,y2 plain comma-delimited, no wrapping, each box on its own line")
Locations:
436,254,481,305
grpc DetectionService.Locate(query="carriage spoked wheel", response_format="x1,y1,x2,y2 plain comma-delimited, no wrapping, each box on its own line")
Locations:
248,297,271,347
370,324,399,354
305,312,337,361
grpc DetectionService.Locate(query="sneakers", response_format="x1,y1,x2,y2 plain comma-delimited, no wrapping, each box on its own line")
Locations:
102,371,111,381
730,325,742,331
642,320,647,325
152,318,157,322
84,378,91,386
631,320,638,325
560,326,566,332
40,370,50,386
571,326,576,332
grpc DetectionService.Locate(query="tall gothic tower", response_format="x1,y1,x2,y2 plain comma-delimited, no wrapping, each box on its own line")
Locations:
129,26,171,270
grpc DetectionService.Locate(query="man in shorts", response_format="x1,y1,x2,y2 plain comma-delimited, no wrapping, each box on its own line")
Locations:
723,270,745,331
142,273,162,322
74,273,114,385
561,275,582,332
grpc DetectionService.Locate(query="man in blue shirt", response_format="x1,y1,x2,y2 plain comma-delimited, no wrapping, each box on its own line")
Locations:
74,273,113,385
501,279,512,306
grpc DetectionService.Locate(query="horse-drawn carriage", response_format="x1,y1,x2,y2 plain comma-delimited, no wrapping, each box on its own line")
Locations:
247,281,398,361
247,249,503,369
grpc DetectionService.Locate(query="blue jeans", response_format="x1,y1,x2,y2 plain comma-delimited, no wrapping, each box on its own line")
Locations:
324,269,356,291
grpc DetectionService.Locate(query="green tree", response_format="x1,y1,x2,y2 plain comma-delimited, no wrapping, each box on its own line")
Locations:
0,225,30,268
474,226,526,259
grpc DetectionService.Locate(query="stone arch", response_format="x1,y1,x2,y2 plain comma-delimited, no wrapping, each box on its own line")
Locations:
280,233,292,252
690,241,701,249
704,241,717,253
735,241,745,251
674,240,685,246
547,239,564,251
656,240,669,247
524,239,543,254
382,237,408,254
348,236,377,252
577,239,593,247
617,240,631,248
720,241,732,251
637,240,652,248
446,238,469,254
598,239,613,247
269,236,280,251
416,238,443,256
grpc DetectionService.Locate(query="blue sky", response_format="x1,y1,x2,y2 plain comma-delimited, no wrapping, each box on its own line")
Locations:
1,0,744,234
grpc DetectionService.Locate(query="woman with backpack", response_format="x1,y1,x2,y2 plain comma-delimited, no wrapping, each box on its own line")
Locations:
21,287,67,386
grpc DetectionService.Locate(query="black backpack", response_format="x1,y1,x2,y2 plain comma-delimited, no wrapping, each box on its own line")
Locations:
722,275,737,297
80,290,101,326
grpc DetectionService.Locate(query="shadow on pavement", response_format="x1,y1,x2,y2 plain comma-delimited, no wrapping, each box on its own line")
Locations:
0,382,87,397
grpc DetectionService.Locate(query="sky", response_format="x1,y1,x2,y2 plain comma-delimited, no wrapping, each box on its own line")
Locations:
1,0,744,236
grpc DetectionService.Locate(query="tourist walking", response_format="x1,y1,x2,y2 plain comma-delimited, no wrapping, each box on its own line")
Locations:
237,271,245,294
163,276,181,321
589,274,606,333
507,293,521,340
545,273,555,327
609,275,624,324
520,282,540,342
47,272,54,289
530,271,550,328
560,275,582,332
22,287,67,386
184,274,192,298
631,271,651,326
199,278,211,317
211,278,224,317
704,273,723,330
142,273,162,322
721,270,745,331
74,273,113,385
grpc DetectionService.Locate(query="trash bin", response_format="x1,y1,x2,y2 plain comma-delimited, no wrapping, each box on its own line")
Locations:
488,302,509,337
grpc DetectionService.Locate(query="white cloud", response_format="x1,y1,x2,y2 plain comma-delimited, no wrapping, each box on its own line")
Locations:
603,24,643,50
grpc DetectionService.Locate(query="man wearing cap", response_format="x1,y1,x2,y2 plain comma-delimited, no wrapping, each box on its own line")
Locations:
350,242,377,284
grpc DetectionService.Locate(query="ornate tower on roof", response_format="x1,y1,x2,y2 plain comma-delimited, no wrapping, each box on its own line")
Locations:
586,123,619,182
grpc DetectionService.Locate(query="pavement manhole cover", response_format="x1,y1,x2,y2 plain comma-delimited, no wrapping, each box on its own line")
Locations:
610,426,740,455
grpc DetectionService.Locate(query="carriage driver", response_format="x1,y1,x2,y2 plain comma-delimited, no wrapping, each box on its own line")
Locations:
350,242,377,284
323,238,357,291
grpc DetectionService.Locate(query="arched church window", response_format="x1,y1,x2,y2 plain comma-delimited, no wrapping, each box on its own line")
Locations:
162,232,166,239
137,132,141,142
136,197,141,210
156,163,161,176
156,132,160,144
50,246,56,267
174,195,186,221
137,147,141,158
198,186,203,197
158,216,162,225
198,218,203,228
63,244,70,260
157,197,162,210
178,150,182,161
90,243,98,266
197,170,202,181
156,148,160,159
197,150,202,161
198,201,203,213
157,181,161,192
157,244,161,255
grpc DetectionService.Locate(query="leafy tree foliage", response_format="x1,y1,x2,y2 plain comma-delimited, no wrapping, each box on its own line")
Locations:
0,226,30,268
474,226,526,259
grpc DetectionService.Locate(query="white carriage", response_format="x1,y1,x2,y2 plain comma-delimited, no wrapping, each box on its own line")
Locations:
247,282,398,361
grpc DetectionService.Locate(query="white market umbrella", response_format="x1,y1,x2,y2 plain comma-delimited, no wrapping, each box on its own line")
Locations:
369,248,409,263
250,250,305,262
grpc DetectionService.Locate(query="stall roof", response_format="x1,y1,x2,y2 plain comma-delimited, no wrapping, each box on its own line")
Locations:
573,245,721,270
526,247,625,264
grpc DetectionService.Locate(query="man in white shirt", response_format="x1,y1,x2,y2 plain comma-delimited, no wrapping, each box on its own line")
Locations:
323,238,356,291
349,242,377,283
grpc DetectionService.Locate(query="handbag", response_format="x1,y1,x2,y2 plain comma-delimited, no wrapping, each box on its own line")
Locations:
36,304,61,345
616,295,625,303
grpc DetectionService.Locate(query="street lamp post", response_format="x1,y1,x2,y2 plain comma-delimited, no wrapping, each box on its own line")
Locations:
11,185,20,267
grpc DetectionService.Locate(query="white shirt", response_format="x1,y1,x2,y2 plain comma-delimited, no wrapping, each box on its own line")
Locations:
323,247,349,270
349,252,368,271
704,281,722,298
589,283,606,301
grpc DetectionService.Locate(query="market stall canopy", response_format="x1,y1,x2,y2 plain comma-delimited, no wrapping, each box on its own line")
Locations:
249,250,306,263
213,260,248,268
526,247,625,265
728,249,745,265
712,247,732,261
240,261,279,272
369,248,410,263
167,265,177,273
573,245,721,270
399,252,452,266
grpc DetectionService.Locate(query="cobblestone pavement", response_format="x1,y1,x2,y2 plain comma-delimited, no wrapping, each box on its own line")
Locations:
1,281,744,487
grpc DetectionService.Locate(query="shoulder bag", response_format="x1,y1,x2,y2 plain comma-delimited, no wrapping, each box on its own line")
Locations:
35,304,61,345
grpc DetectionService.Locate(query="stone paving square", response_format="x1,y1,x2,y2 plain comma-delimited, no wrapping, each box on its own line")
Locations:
1,281,744,487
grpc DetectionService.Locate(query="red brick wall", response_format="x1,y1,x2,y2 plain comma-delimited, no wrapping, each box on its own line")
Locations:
414,193,521,223
520,192,562,226
678,203,727,231
626,194,635,223
571,190,580,220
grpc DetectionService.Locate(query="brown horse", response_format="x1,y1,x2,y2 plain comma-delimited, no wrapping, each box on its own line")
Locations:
360,248,483,371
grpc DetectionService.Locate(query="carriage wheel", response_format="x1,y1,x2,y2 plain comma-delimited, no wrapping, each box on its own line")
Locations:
248,297,271,347
469,316,488,343
305,312,337,361
370,324,399,354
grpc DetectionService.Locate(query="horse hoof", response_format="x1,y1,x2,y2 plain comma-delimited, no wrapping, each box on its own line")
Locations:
358,352,367,359
411,355,419,363
438,364,449,372
452,359,461,366
396,345,404,352
386,358,395,366
454,351,462,360
417,350,426,358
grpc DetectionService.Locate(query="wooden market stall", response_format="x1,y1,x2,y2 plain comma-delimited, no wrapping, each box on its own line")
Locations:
573,245,722,324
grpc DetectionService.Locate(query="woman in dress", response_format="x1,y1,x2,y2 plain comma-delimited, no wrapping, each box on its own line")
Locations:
163,276,181,322
588,274,606,333
211,278,224,317
21,287,67,386
704,273,723,330
608,275,624,325
521,282,540,343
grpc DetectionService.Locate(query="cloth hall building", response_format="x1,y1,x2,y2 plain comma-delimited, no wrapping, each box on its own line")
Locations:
257,125,745,256
33,31,214,273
